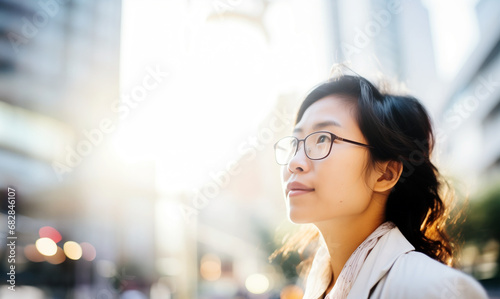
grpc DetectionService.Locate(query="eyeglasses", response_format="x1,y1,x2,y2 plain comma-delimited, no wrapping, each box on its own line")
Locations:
273,131,372,165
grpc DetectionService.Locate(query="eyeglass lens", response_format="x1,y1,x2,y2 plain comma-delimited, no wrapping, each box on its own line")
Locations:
275,132,333,165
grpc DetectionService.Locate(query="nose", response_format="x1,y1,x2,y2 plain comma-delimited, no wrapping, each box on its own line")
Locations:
287,140,310,173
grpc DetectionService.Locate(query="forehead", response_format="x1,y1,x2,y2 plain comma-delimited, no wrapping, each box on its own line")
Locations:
295,95,357,130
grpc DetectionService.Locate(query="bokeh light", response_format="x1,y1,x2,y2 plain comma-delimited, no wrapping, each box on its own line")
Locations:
35,238,57,256
24,244,46,262
200,254,221,281
245,273,269,294
280,285,304,299
45,246,66,265
39,226,62,243
80,242,97,261
64,241,83,260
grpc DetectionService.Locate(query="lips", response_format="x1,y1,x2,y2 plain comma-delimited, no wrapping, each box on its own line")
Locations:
286,181,314,197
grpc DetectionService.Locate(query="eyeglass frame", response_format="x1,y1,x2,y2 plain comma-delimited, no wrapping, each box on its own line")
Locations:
273,130,373,165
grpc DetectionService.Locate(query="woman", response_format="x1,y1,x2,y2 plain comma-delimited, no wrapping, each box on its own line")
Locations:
272,73,488,298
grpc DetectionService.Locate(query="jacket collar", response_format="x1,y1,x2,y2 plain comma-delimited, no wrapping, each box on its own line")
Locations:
303,226,414,299
347,226,414,298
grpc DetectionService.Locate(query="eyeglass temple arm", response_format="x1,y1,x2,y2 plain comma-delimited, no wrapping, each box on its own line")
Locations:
336,136,373,148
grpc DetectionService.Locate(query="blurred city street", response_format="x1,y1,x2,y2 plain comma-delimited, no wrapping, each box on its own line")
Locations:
0,0,499,298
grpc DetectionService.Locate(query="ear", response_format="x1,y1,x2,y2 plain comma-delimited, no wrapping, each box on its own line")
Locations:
373,160,403,193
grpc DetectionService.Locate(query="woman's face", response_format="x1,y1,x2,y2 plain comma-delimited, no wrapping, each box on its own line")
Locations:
281,95,380,224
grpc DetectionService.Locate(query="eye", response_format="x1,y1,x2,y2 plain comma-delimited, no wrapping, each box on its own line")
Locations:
316,134,331,144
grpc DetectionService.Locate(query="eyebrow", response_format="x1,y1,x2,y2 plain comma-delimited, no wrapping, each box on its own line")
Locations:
293,120,342,133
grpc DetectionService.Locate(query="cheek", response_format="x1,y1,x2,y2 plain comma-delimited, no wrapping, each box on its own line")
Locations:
315,167,351,206
316,151,372,209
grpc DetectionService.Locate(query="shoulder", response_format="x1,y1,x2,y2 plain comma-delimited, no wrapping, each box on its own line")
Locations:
374,251,488,299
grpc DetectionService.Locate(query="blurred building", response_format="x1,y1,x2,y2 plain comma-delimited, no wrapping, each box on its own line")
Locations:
324,0,500,184
437,0,500,185
327,0,444,110
435,0,500,291
0,0,157,297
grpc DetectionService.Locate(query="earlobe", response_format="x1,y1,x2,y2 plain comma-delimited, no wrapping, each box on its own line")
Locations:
374,160,403,193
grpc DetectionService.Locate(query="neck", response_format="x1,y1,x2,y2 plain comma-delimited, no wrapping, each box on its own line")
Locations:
315,194,386,291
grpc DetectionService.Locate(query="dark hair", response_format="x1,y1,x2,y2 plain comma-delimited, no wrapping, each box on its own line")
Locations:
272,74,457,270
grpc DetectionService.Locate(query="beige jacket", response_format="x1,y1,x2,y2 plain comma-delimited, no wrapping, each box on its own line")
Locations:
303,226,488,299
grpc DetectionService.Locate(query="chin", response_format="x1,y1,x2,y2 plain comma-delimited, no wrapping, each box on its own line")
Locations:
288,209,314,224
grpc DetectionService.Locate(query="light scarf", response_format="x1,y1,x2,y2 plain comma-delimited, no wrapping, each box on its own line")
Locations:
324,221,395,299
